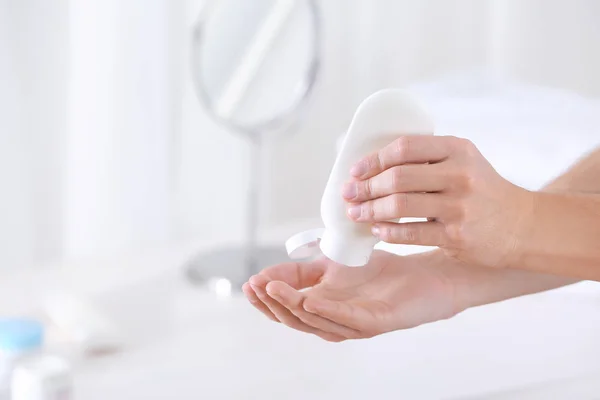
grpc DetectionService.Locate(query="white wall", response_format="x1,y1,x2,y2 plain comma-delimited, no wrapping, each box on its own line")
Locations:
0,0,176,267
252,0,600,230
491,0,600,96
65,0,174,259
0,0,69,268
174,0,249,244
176,0,498,239
2,0,600,268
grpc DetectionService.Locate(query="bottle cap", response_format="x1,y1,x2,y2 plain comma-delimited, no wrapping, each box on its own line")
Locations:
285,228,324,260
286,228,378,267
0,318,44,352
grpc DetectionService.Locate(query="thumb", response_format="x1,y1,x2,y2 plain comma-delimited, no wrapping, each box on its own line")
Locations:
303,297,374,333
259,259,328,290
266,281,304,308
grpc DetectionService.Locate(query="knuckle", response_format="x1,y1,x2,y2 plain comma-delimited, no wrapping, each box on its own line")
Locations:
453,201,468,220
393,225,417,243
463,140,479,157
372,151,385,171
391,193,408,216
377,225,391,241
455,137,478,156
450,168,475,192
446,135,462,149
445,223,466,246
395,136,411,161
364,203,376,220
443,163,475,192
404,226,418,243
364,179,374,198
463,174,477,192
390,166,404,190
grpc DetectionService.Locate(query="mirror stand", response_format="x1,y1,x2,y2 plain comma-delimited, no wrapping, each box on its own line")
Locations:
184,134,288,291
185,0,321,293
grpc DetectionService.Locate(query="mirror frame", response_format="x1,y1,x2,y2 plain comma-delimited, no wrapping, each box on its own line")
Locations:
190,0,322,136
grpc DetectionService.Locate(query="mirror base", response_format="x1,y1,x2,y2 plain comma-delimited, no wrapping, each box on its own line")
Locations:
184,245,289,292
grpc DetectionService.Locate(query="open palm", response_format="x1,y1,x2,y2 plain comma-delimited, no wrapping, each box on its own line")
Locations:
243,250,462,342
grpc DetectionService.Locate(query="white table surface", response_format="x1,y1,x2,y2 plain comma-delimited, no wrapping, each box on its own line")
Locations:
4,224,600,400
7,79,600,399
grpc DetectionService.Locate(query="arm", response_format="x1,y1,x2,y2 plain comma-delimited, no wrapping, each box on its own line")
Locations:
513,148,600,279
453,148,600,309
244,146,600,342
345,136,600,280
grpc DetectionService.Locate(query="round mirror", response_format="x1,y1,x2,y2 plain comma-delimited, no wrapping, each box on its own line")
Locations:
191,0,320,136
186,0,322,291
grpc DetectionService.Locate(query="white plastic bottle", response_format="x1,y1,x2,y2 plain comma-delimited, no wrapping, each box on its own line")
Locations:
286,89,434,266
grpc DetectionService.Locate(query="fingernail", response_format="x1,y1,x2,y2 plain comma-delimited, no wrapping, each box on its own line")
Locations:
342,182,357,199
372,225,380,237
350,161,367,178
347,205,361,220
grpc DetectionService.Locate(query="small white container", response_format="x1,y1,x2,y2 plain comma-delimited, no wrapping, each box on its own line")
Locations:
0,318,44,399
11,355,72,400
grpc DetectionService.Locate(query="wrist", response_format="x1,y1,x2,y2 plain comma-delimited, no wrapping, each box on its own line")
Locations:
508,190,600,278
505,187,538,270
422,250,481,313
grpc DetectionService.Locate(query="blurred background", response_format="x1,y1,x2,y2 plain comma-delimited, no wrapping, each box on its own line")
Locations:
3,0,600,269
3,0,600,399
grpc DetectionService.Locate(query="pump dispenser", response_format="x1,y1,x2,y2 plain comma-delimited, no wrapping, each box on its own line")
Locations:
286,89,434,266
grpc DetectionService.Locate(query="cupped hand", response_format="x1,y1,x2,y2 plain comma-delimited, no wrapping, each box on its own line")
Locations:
242,250,461,342
342,135,533,269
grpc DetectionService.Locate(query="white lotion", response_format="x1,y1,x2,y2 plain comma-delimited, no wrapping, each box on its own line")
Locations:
286,89,434,266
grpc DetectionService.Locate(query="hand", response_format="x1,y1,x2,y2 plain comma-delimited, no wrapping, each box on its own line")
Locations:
342,135,533,269
242,250,461,342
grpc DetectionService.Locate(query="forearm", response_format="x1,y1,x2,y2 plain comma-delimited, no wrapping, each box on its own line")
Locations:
513,147,600,279
543,147,600,193
515,192,600,279
450,260,577,310
453,148,600,308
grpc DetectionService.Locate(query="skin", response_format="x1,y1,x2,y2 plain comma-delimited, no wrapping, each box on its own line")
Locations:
343,136,600,279
243,139,600,342
243,250,574,342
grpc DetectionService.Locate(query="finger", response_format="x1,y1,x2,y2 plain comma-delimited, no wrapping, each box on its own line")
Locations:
351,135,458,180
343,164,448,202
303,297,379,333
259,259,328,290
266,281,361,340
250,275,344,342
347,193,448,222
372,221,446,246
242,283,279,323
